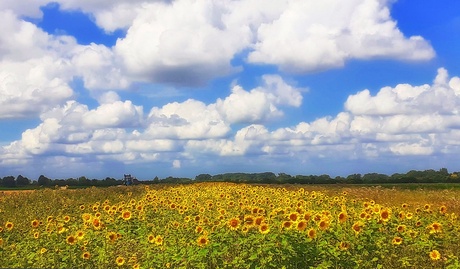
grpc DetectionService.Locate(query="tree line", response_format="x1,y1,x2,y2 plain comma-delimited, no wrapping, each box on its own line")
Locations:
0,168,459,188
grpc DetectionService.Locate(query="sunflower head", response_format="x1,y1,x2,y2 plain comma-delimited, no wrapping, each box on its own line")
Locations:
228,218,239,230
66,235,76,245
392,236,403,245
82,251,91,260
259,223,270,234
307,228,317,239
116,256,125,266
429,250,441,261
197,235,209,247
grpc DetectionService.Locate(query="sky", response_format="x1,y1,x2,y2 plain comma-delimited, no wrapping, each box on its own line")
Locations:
1,0,460,180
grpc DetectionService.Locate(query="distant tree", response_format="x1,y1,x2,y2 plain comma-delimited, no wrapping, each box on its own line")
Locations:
16,175,30,186
346,174,362,184
38,175,51,186
195,174,212,182
2,176,16,187
78,176,90,186
152,176,160,184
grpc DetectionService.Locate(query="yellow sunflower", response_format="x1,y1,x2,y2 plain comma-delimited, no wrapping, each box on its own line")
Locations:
429,250,441,261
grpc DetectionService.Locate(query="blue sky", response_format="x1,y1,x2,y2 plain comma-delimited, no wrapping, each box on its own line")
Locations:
1,0,460,180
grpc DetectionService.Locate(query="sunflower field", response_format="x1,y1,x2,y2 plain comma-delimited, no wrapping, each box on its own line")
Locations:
0,183,459,268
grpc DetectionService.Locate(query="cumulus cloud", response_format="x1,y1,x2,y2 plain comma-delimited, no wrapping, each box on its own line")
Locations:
0,9,132,119
71,43,130,90
2,68,460,177
146,99,230,139
215,75,303,124
114,0,250,85
110,0,434,84
0,58,74,119
247,0,435,72
345,68,460,117
1,0,436,92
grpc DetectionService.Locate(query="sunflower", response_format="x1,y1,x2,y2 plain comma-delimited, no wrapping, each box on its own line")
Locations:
147,234,155,243
352,221,364,235
116,256,125,266
228,218,240,230
244,215,255,226
82,213,92,222
439,205,448,214
107,231,117,242
303,212,312,222
57,226,67,234
155,235,164,246
5,221,13,231
66,235,77,245
197,235,209,247
296,221,307,231
318,220,330,231
259,223,270,234
307,228,317,239
288,212,299,222
338,212,348,223
195,226,203,234
281,221,292,230
380,208,391,222
428,222,442,234
76,230,85,240
82,251,91,260
396,225,406,233
33,232,40,239
63,215,71,223
40,248,47,254
122,211,132,221
392,236,403,245
92,218,102,230
255,216,265,226
31,219,40,228
338,242,350,251
429,250,441,261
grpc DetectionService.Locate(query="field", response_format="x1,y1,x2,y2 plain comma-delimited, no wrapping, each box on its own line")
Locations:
0,183,459,268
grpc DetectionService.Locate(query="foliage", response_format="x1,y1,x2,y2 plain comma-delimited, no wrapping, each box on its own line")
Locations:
1,168,459,188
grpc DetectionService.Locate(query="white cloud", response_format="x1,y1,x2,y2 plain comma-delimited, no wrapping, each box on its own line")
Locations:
109,0,434,84
3,68,460,177
71,43,130,90
247,0,434,72
82,101,143,128
147,99,230,139
0,58,74,119
0,9,133,119
114,0,250,85
172,159,181,169
1,0,436,93
215,75,303,124
345,68,460,117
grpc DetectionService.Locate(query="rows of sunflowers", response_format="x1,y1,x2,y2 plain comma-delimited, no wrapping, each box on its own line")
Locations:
0,183,459,268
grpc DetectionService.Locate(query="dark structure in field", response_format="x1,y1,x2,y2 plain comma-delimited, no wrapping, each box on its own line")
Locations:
123,174,139,186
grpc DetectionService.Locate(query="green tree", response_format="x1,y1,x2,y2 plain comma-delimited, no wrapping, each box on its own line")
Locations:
38,175,51,186
16,175,30,186
195,174,212,182
2,176,16,187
